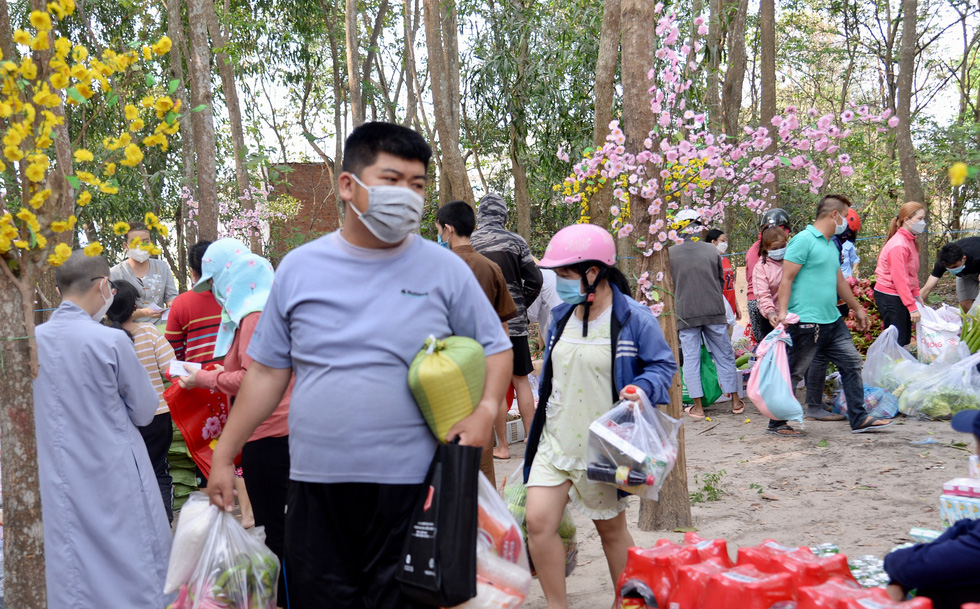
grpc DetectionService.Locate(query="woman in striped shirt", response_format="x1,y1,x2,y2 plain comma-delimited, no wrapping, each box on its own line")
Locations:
107,280,177,522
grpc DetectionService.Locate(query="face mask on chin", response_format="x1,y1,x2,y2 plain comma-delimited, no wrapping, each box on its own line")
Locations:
348,174,425,243
92,278,114,321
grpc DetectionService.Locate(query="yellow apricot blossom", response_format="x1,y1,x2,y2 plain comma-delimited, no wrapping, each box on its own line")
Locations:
20,57,37,79
25,162,46,182
16,208,41,232
29,188,51,209
35,233,47,248
124,104,139,121
112,221,130,236
76,190,91,206
83,242,102,257
152,36,172,55
142,46,152,61
949,162,969,187
47,243,72,266
73,148,94,162
120,143,143,167
50,220,69,232
104,162,116,176
98,182,118,194
54,37,71,58
75,171,96,184
30,31,50,52
13,30,30,45
30,10,53,30
49,71,68,89
4,145,24,162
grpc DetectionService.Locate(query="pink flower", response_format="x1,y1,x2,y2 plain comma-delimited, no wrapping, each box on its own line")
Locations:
656,271,664,281
653,242,664,251
888,116,900,128
840,110,855,123
840,166,854,177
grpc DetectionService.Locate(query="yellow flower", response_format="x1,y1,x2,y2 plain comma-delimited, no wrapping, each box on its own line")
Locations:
48,243,72,266
66,214,77,229
129,119,145,132
83,241,102,257
142,46,152,61
144,212,160,226
29,188,51,208
30,31,51,52
124,104,139,121
54,37,71,58
76,190,91,206
75,170,95,184
140,96,154,108
50,220,68,232
112,221,130,236
154,96,174,117
4,145,24,162
13,239,28,249
73,148,94,162
76,83,94,99
120,143,143,167
25,163,46,182
949,162,969,187
148,244,162,255
16,208,40,232
13,30,30,45
70,64,89,80
20,57,37,79
35,233,47,248
98,182,118,194
72,44,87,62
152,35,172,55
3,129,22,148
49,71,68,89
104,162,116,176
30,10,53,31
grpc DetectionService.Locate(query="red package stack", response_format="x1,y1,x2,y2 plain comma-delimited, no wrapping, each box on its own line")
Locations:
681,532,735,567
666,559,734,609
839,596,933,608
617,540,702,608
698,564,796,609
795,577,890,609
738,540,856,587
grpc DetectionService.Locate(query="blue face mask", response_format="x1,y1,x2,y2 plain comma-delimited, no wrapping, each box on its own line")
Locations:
555,275,587,305
436,230,450,249
950,264,966,275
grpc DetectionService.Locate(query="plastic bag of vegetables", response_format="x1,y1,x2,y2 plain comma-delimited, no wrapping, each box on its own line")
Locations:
501,466,577,577
832,385,899,419
865,326,919,392
166,492,280,609
898,351,980,421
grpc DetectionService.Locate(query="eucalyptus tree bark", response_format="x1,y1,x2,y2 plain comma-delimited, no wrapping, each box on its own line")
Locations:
167,0,198,247
0,1,48,604
423,0,473,204
621,0,692,531
721,0,748,138
186,0,219,241
345,0,364,125
759,0,778,208
205,2,260,253
895,0,929,280
322,0,348,224
590,0,621,232
706,0,723,132
403,0,419,127
507,0,531,240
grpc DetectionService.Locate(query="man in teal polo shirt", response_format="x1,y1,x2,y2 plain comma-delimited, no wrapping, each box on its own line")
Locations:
772,195,893,435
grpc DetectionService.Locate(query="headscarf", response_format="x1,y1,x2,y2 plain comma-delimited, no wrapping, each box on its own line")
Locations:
211,253,275,358
193,238,250,293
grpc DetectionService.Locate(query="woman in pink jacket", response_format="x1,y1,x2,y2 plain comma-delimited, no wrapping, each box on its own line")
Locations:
874,201,926,347
752,227,789,335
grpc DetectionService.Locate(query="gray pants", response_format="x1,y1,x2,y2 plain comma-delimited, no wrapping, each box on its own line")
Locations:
679,324,741,398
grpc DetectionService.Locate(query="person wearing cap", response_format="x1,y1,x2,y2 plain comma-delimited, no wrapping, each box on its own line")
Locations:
175,239,293,600
883,410,980,608
523,223,676,609
746,208,791,343
836,208,861,279
669,210,747,417
920,236,980,313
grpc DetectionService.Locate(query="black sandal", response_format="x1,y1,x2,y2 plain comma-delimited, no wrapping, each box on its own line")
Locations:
851,416,893,434
765,424,803,437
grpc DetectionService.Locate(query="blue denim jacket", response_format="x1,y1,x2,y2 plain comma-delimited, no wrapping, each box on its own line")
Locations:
523,284,677,482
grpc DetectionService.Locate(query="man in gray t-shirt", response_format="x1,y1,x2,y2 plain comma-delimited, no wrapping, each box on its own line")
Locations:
205,122,513,609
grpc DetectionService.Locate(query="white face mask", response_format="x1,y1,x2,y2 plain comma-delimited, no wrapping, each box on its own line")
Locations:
348,174,425,243
92,278,114,321
908,219,926,235
768,247,787,261
834,213,848,235
716,241,729,254
128,248,150,263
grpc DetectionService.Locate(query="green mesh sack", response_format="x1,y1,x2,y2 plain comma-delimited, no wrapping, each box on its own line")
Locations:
409,334,485,442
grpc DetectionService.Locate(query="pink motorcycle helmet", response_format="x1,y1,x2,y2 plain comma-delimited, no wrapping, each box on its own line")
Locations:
538,223,617,268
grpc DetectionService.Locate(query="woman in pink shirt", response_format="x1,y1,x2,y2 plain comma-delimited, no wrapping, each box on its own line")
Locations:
178,244,291,600
752,227,789,333
874,202,926,347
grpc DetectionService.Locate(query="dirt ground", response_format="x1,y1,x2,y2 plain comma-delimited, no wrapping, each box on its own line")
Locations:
495,405,973,609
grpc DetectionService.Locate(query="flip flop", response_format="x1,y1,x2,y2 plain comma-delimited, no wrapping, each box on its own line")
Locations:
805,411,846,422
851,417,894,434
732,405,745,415
765,425,803,437
684,406,706,419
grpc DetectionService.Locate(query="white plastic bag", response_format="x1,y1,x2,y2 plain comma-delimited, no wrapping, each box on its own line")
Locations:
451,474,531,609
165,493,219,594
585,390,682,501
166,492,280,609
898,351,980,420
917,305,963,363
865,326,919,392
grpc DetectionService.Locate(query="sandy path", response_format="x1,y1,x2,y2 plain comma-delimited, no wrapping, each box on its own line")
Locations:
496,408,971,609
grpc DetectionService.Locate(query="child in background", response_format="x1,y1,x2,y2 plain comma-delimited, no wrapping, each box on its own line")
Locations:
751,227,788,339
106,280,177,523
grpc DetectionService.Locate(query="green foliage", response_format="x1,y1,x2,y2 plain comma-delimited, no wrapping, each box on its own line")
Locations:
690,469,727,504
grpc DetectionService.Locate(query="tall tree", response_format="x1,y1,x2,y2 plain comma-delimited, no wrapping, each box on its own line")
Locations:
589,0,621,231
621,0,692,531
345,0,364,125
721,0,749,138
423,0,473,204
759,0,778,207
895,0,929,279
186,0,219,240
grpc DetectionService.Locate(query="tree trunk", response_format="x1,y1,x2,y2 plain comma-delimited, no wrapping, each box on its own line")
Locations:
0,271,47,609
206,1,260,253
895,0,928,280
759,0,778,208
706,0,722,132
510,123,531,241
322,0,347,224
403,0,419,127
721,0,748,138
167,0,199,245
423,0,473,204
345,0,364,125
621,0,692,531
509,0,531,241
590,0,621,231
186,0,219,241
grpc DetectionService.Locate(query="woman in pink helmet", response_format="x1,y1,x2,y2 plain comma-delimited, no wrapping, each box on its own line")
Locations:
523,223,677,608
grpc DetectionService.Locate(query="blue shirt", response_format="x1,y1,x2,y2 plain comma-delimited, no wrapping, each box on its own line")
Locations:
785,225,844,324
248,232,513,484
840,240,860,278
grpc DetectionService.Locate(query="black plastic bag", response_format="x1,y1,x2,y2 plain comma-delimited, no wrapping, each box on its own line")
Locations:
397,440,481,606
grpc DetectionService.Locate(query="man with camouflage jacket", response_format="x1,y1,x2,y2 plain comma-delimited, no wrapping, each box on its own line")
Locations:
471,193,543,458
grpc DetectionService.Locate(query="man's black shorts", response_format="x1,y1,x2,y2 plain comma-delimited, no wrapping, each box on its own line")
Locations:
511,335,534,377
284,480,436,609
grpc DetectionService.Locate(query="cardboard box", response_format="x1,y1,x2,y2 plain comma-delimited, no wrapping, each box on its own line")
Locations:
943,477,980,498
